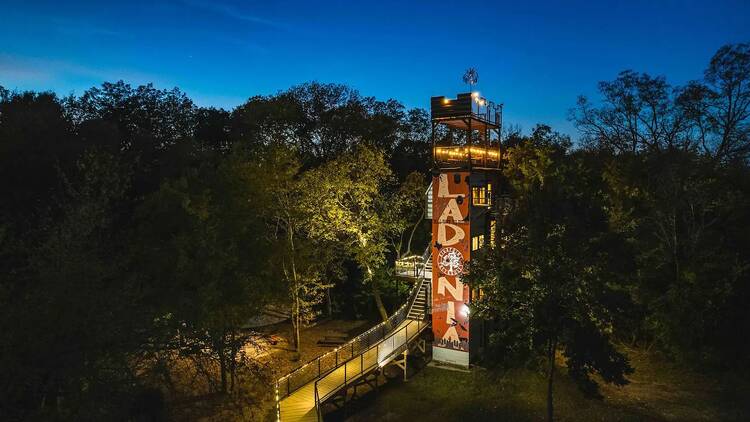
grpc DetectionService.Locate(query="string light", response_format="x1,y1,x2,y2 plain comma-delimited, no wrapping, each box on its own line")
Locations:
277,272,430,399
434,146,500,160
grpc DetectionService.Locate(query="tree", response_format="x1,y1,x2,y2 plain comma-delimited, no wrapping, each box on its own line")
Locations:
264,146,333,353
570,43,750,367
0,150,153,420
601,147,750,364
231,82,412,166
387,171,429,259
571,70,691,154
679,43,750,161
0,91,80,234
67,81,199,197
572,43,750,161
466,127,633,422
298,146,397,322
132,150,277,394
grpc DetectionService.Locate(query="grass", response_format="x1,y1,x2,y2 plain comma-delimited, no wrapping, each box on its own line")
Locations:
324,346,749,422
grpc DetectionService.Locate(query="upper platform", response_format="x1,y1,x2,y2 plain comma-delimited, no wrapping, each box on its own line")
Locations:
431,92,501,129
431,92,502,169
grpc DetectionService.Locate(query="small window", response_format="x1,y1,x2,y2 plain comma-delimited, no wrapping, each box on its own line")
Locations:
472,186,489,206
487,183,493,206
471,234,485,251
489,220,496,247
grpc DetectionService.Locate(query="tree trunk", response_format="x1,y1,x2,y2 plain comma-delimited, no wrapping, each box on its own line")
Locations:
547,337,557,422
219,335,228,393
294,309,301,353
405,209,425,257
228,332,237,394
367,264,390,324
326,287,333,317
289,227,302,354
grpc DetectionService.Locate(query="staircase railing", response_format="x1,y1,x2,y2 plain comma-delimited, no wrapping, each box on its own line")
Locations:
276,274,425,402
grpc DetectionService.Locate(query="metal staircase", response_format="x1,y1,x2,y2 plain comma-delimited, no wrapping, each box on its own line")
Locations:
407,278,430,320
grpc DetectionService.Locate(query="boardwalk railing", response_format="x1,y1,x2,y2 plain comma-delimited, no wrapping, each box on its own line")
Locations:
394,245,432,279
276,273,426,401
314,310,429,405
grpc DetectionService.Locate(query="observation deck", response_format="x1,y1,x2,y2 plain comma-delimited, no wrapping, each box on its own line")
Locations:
431,92,503,170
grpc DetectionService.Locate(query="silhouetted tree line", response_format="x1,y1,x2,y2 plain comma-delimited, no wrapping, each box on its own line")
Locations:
467,43,750,421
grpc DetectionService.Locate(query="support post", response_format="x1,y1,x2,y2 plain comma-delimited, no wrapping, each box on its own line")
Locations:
403,349,408,381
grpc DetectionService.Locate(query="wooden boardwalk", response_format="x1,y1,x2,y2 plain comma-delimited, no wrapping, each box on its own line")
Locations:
279,318,427,422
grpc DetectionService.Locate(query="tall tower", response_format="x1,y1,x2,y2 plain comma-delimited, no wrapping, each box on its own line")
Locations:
430,92,502,367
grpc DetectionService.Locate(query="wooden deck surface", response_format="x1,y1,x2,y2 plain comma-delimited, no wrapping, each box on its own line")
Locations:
278,318,426,422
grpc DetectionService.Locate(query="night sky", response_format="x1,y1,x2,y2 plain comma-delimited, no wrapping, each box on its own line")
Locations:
2,0,749,136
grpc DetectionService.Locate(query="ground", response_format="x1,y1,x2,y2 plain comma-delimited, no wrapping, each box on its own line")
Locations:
163,318,371,421
171,319,749,422
257,319,371,378
320,346,749,422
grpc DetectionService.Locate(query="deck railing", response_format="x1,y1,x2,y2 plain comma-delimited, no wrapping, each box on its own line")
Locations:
394,245,431,279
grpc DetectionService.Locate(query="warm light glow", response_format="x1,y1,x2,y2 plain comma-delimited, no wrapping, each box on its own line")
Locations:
434,146,501,161
275,279,423,400
471,91,480,98
443,98,450,104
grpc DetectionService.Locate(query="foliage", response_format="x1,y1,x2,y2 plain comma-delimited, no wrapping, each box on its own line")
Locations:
297,146,399,322
0,79,429,419
264,146,334,352
467,126,634,421
573,43,750,162
571,43,750,369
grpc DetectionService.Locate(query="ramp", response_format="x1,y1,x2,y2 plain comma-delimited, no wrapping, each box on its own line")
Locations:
276,273,431,422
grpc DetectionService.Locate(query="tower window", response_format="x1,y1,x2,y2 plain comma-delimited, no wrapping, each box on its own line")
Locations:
471,235,485,251
472,185,490,206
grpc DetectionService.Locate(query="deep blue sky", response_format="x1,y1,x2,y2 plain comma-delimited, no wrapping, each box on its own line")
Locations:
1,1,749,136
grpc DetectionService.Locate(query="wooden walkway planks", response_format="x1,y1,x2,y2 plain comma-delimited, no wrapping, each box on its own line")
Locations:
278,318,426,422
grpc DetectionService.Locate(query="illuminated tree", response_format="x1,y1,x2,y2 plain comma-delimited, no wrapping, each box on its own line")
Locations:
265,147,333,353
298,146,396,322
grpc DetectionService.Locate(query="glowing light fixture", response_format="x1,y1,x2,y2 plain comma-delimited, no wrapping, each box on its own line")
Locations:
443,98,450,104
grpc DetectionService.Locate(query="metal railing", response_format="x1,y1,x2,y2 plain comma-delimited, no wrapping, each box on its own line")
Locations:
314,311,429,406
394,245,432,279
471,98,502,126
394,254,423,278
275,274,426,402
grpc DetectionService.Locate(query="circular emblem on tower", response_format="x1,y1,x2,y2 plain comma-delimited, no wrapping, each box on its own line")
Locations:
437,247,465,276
